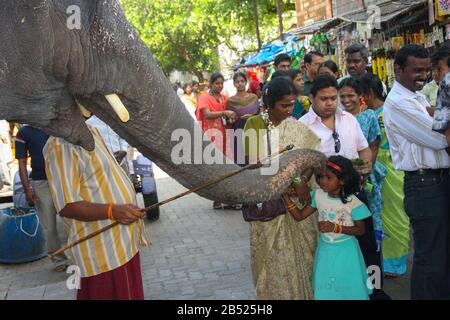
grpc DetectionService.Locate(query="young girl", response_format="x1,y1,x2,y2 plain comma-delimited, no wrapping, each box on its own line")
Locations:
284,156,373,300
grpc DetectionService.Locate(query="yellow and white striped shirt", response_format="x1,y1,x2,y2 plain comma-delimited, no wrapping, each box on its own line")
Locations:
44,127,148,277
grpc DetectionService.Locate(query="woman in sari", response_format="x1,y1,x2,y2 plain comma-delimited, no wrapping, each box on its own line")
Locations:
226,72,260,165
197,72,237,155
360,73,410,277
339,77,387,259
243,77,321,299
197,72,237,209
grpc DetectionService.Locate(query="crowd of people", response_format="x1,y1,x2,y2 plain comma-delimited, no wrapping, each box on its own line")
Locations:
177,41,450,300
1,40,449,300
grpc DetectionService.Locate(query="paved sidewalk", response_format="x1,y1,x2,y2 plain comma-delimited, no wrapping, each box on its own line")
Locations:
0,166,411,300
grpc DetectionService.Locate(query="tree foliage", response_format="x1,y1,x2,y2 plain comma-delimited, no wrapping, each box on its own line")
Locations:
120,0,297,78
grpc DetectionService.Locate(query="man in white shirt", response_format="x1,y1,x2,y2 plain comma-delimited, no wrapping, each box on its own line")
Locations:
383,44,450,300
300,74,391,300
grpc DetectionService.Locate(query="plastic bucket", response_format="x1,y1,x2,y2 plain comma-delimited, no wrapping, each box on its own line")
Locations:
0,207,46,264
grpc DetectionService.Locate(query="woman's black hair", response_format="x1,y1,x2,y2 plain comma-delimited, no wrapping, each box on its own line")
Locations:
311,73,338,97
210,72,224,84
233,72,247,83
325,156,361,204
319,60,339,74
262,77,296,109
359,73,385,101
289,69,303,80
338,77,362,96
271,70,291,80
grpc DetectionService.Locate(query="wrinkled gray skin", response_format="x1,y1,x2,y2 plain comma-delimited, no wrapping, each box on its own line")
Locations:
0,0,326,204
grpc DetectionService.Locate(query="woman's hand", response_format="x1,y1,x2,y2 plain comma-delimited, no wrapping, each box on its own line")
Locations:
294,182,311,205
319,221,335,233
223,110,237,123
112,204,146,225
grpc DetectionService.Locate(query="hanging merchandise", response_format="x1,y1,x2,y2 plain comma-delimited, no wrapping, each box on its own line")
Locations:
291,47,307,70
436,0,450,19
391,36,405,51
386,48,396,91
372,51,379,77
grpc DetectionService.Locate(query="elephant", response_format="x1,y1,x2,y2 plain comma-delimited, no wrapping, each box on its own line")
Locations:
0,0,326,204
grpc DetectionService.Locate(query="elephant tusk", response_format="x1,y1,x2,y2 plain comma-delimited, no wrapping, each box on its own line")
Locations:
105,94,130,123
77,102,92,118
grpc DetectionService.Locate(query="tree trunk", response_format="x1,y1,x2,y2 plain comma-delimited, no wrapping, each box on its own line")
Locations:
252,0,262,51
276,0,284,41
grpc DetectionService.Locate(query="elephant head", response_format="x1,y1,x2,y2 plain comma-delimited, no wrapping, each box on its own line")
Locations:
0,0,325,204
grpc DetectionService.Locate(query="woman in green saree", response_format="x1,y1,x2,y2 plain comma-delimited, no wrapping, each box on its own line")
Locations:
243,77,321,299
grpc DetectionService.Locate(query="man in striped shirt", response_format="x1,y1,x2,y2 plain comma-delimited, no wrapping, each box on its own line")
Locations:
44,126,148,300
383,44,450,300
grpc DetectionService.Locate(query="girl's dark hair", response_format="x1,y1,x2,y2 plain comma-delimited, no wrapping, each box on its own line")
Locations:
359,73,385,101
233,72,247,83
262,77,296,109
210,72,224,84
339,77,362,96
325,156,361,204
319,60,339,74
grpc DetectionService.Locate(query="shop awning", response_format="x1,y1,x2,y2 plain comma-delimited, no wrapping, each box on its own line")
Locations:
290,18,345,36
240,34,301,66
338,0,428,24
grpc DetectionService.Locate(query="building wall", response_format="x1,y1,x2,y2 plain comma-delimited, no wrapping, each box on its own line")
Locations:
295,0,333,27
334,0,389,16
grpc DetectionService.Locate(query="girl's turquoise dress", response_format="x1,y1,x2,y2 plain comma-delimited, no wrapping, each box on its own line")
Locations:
311,189,373,300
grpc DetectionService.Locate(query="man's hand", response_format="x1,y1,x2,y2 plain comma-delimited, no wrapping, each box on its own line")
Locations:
319,221,335,233
113,151,127,164
426,107,435,117
112,204,145,225
295,182,311,205
25,188,37,206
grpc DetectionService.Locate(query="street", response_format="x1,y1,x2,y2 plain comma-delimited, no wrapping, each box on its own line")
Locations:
0,166,411,300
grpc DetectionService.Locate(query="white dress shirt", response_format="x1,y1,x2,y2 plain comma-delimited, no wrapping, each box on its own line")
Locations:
383,81,449,171
299,107,369,159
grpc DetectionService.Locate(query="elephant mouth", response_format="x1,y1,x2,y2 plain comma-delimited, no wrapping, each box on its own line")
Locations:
76,94,130,123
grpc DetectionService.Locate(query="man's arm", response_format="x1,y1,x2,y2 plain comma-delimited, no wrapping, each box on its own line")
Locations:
18,158,36,206
391,103,448,150
358,147,372,164
60,201,145,225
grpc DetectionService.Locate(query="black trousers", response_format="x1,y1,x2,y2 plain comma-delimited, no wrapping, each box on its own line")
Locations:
356,190,386,298
403,172,450,300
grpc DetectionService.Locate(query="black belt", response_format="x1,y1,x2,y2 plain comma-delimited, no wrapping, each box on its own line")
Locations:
404,168,450,177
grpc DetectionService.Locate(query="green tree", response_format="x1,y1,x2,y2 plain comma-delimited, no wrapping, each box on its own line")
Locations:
120,0,297,79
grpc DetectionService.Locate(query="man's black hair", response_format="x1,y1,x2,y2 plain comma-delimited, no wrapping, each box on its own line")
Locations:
344,43,369,61
430,42,450,68
274,53,291,67
311,73,338,97
304,51,324,64
394,44,429,70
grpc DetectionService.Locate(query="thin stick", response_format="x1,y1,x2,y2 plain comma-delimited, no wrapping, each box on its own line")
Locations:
49,145,294,259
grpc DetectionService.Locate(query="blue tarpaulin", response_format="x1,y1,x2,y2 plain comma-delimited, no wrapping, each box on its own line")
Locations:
241,34,300,66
